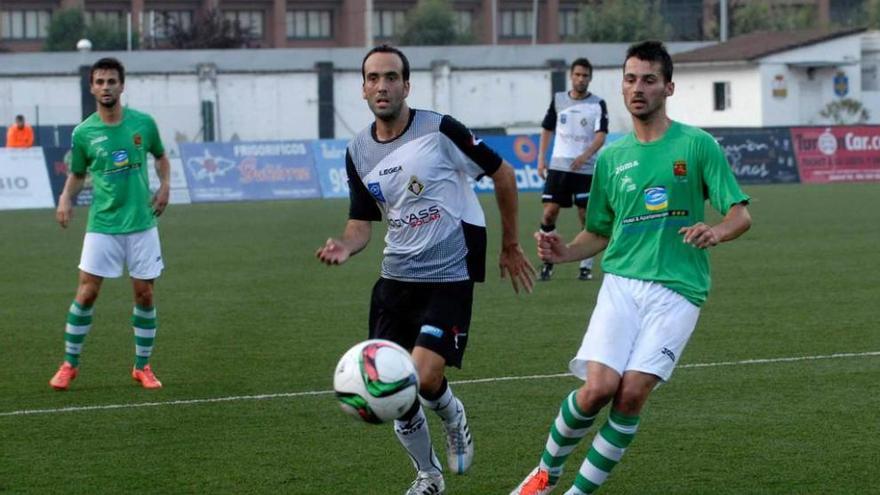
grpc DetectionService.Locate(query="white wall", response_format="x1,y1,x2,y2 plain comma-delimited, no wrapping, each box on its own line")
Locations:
124,74,200,155
0,76,80,126
667,65,764,127
216,73,318,142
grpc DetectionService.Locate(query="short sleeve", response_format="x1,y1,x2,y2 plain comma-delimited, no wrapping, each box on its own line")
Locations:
147,116,165,158
439,114,502,178
346,150,382,222
541,99,557,131
69,128,88,175
595,99,609,134
700,133,750,215
585,152,614,236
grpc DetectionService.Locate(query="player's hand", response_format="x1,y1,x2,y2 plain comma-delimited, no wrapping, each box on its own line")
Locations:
56,196,73,229
570,155,588,171
152,184,170,217
537,161,547,180
499,243,535,294
534,230,566,263
678,222,719,249
316,238,352,265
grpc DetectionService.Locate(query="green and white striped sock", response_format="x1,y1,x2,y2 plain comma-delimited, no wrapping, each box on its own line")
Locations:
64,301,93,367
568,410,640,494
132,305,157,369
538,391,596,484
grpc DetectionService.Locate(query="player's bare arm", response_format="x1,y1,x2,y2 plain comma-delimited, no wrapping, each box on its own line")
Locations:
152,154,171,217
55,173,86,229
679,203,752,249
491,162,536,294
316,219,372,266
535,229,609,264
537,128,553,180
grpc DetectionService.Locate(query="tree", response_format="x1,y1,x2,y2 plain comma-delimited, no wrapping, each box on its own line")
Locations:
165,9,252,49
397,0,463,46
731,2,815,36
820,98,870,125
575,0,670,42
867,0,880,29
44,9,134,51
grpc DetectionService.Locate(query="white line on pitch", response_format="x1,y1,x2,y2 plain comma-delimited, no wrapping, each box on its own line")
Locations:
3,351,878,417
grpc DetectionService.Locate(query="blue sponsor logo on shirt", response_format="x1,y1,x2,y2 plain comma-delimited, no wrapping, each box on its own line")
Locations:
112,150,129,167
644,186,668,211
560,114,567,124
367,182,386,203
420,325,444,338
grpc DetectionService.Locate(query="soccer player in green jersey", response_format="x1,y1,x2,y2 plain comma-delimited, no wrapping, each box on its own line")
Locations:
49,58,170,391
511,41,752,495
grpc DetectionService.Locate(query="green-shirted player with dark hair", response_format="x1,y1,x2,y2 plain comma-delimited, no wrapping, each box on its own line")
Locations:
50,57,171,391
511,41,752,495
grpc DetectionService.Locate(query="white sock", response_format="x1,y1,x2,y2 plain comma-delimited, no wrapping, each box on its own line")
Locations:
579,257,594,270
420,380,462,425
394,405,442,474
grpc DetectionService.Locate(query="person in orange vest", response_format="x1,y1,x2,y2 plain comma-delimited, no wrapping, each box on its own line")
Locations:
6,115,34,148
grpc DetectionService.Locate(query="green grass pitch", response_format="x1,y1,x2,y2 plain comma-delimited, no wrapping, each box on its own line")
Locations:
1,183,878,494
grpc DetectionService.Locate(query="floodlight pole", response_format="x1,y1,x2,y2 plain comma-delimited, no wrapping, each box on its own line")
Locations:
365,0,373,47
719,0,728,42
531,0,538,45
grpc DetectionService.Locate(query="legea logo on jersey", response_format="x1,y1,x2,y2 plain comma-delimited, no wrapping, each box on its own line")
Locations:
644,186,668,211
560,114,567,124
367,182,386,202
112,150,129,167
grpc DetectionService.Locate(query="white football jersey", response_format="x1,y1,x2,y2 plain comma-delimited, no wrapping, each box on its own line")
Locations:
542,92,609,175
346,109,502,283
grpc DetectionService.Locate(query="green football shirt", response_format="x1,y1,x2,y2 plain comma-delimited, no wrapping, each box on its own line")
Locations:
587,121,749,306
70,108,165,234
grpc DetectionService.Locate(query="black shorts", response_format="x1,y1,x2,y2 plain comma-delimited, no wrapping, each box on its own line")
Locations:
368,278,474,368
542,169,593,208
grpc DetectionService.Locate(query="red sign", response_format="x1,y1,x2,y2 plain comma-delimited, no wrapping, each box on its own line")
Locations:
791,126,880,183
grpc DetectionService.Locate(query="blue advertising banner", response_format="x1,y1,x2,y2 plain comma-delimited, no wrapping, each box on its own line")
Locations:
706,128,800,185
311,139,350,199
179,141,321,202
474,133,625,193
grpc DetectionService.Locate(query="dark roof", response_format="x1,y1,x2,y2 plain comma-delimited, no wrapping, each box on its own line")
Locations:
673,27,867,64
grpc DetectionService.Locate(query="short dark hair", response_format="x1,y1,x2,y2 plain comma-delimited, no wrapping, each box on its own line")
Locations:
361,44,410,82
90,57,126,84
625,41,673,82
570,57,592,74
14,114,24,122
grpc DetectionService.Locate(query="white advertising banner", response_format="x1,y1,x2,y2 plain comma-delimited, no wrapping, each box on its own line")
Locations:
0,147,55,210
148,156,192,205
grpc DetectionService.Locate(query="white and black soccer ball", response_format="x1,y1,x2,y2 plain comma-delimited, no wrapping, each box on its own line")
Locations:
333,339,419,424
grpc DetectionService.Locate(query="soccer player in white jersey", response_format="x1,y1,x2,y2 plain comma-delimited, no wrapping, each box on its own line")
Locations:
317,45,535,495
511,41,752,495
537,58,608,282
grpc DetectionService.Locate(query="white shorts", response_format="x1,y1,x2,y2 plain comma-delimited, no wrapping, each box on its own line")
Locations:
569,273,700,383
79,227,164,280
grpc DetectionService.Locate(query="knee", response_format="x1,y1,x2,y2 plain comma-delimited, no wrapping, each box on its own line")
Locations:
76,282,100,306
614,384,651,415
576,382,616,415
134,285,154,307
417,366,444,397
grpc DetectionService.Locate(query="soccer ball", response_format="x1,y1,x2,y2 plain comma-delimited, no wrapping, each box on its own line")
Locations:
333,339,419,424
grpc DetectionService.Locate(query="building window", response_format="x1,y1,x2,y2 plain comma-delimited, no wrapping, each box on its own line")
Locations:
372,10,405,39
1,9,52,39
85,10,125,30
287,10,332,39
500,9,533,38
147,10,193,40
454,10,472,36
558,9,578,39
714,81,731,111
224,10,264,38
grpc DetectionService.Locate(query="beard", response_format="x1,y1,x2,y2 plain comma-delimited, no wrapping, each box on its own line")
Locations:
98,96,118,108
369,100,402,122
